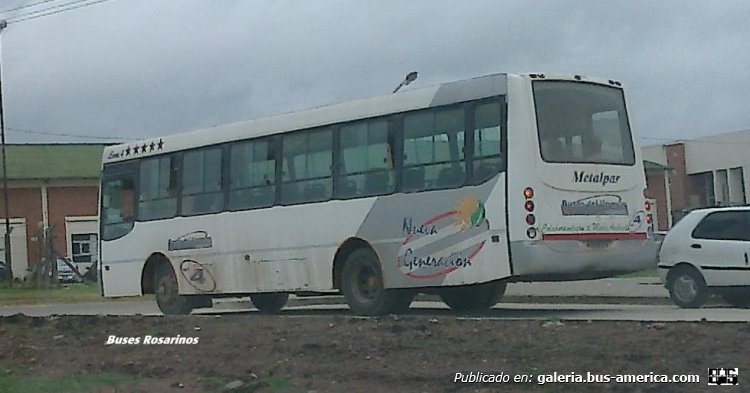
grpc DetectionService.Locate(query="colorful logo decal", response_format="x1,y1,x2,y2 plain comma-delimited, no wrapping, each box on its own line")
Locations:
397,196,489,280
179,259,216,292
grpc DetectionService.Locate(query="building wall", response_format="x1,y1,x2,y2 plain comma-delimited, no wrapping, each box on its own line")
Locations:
0,188,44,271
47,186,99,262
641,145,667,166
683,131,750,174
0,182,99,273
644,170,668,231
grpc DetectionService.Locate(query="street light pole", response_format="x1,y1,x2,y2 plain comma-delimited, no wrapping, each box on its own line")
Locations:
392,71,418,93
0,19,12,286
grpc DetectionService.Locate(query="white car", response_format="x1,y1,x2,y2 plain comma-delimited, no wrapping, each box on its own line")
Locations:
658,206,750,308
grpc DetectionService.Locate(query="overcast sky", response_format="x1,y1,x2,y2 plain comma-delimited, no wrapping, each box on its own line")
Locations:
0,0,748,146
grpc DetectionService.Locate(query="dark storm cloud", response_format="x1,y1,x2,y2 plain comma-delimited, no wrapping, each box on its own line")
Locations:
0,0,749,143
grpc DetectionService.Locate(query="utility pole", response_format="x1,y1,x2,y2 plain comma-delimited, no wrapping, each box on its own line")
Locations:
0,19,12,286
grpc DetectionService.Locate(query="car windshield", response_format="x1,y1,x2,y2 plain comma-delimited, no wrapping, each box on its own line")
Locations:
534,80,636,165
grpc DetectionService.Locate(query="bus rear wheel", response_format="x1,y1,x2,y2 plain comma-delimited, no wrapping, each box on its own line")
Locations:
250,293,289,314
155,263,195,315
440,281,506,313
341,248,401,316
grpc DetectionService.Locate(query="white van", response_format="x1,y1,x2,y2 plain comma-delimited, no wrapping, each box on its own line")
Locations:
658,206,750,308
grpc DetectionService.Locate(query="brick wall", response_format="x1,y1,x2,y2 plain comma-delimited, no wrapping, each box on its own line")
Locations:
0,188,43,270
665,143,688,220
47,186,99,261
644,170,668,231
0,185,99,271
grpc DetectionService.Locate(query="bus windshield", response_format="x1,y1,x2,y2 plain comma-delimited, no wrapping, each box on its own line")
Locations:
534,81,635,165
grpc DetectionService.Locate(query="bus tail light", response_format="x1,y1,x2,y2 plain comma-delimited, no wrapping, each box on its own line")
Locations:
646,215,653,225
524,186,537,238
644,201,651,212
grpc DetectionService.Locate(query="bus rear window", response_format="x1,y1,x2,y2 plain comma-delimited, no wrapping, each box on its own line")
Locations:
534,81,635,165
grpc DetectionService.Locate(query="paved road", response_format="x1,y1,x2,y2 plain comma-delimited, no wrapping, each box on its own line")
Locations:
2,278,748,322
1,300,748,322
506,277,668,298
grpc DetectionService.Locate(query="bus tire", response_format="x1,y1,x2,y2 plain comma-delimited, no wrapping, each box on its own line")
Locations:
155,263,194,315
341,248,399,316
250,293,289,314
440,281,506,313
667,266,707,309
722,288,750,308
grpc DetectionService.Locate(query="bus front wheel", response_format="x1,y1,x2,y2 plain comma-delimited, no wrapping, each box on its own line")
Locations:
155,263,195,315
440,281,506,313
341,248,401,316
250,293,289,314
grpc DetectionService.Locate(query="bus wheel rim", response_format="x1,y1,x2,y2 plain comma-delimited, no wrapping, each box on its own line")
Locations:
355,265,379,301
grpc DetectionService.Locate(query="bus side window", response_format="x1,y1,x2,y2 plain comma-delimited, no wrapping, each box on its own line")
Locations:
402,106,465,191
472,101,503,184
229,138,277,210
337,119,394,198
281,128,332,205
138,156,178,221
181,147,223,216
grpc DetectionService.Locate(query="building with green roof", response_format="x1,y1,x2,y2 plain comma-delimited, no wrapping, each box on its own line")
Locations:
0,144,109,279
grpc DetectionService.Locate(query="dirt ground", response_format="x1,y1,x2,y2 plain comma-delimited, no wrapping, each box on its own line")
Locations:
0,313,747,393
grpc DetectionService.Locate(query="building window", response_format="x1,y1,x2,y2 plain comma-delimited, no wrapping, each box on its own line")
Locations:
338,118,395,198
72,233,97,263
181,147,224,215
402,106,466,192
138,155,178,220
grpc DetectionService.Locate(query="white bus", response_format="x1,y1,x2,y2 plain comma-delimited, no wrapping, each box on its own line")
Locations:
99,73,658,315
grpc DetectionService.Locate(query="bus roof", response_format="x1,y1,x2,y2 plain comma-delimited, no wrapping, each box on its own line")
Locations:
103,72,516,164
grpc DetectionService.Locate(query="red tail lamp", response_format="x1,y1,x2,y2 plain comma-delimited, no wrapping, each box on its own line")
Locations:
524,200,535,212
526,214,536,225
523,187,534,199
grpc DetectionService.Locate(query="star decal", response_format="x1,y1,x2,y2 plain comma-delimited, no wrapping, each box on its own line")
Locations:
141,144,147,153
132,145,139,155
157,139,164,150
125,146,131,156
149,141,156,152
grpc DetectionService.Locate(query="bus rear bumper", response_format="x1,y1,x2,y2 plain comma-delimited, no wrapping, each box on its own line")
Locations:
508,238,659,282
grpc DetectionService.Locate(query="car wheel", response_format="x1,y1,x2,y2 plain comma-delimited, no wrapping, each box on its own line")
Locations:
439,281,506,313
341,248,400,316
155,263,195,315
667,266,708,308
250,293,289,314
722,289,750,308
